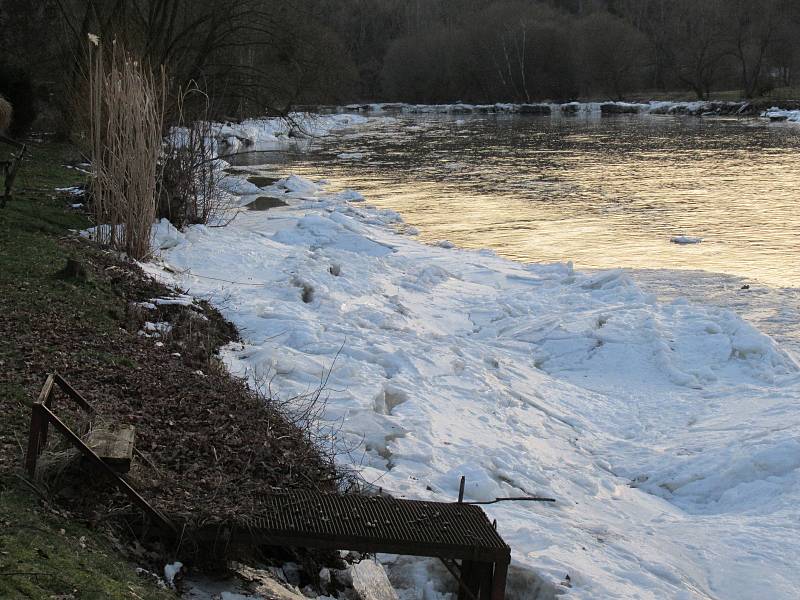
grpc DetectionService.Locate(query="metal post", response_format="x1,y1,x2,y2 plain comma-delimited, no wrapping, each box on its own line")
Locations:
457,560,481,600
458,476,466,503
480,563,494,600
491,560,508,600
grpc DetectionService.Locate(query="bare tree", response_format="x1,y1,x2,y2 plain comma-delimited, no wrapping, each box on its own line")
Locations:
578,12,648,99
726,0,782,97
667,0,728,99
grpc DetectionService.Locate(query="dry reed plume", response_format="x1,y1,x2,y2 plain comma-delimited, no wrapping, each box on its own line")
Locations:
89,38,164,260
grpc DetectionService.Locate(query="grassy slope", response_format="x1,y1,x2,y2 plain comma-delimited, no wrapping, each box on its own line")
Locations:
0,139,339,597
0,488,174,600
0,141,174,599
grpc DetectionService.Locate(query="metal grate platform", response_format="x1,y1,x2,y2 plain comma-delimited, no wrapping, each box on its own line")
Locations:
197,492,510,563
193,492,511,599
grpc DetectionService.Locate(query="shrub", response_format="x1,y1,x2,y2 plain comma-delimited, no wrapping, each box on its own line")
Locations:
0,94,10,134
159,85,227,227
0,64,36,136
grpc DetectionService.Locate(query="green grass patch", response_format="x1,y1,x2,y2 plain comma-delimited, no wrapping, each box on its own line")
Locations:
0,141,176,599
0,142,118,339
0,484,175,600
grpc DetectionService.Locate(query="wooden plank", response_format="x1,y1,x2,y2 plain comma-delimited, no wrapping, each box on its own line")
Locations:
479,563,494,600
85,425,135,472
457,560,482,600
35,374,55,451
41,405,176,535
36,374,55,405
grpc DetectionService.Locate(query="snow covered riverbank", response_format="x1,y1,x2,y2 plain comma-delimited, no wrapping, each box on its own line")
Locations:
199,99,799,163
205,112,397,154
762,107,800,122
142,116,800,599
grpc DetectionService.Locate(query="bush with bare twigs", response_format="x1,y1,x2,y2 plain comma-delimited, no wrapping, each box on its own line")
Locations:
0,94,11,134
88,38,164,260
159,84,229,227
0,65,36,137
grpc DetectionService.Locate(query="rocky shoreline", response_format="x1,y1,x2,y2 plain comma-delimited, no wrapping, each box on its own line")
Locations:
333,99,800,120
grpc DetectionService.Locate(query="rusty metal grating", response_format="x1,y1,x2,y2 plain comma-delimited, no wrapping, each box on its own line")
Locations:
200,492,510,563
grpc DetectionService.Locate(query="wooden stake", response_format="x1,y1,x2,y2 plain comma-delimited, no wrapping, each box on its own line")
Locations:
25,403,46,478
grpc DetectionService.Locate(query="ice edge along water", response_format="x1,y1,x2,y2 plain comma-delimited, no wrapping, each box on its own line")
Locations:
137,113,800,600
341,100,800,120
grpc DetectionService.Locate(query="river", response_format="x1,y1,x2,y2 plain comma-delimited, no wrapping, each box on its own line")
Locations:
237,112,800,290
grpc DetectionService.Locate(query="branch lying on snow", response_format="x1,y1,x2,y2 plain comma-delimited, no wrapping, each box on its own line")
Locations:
464,496,556,505
245,342,365,493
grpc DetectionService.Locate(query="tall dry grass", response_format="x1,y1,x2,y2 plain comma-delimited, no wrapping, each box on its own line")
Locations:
89,39,164,260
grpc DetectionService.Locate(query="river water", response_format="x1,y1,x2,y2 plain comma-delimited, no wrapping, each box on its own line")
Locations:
251,113,800,290
229,113,800,350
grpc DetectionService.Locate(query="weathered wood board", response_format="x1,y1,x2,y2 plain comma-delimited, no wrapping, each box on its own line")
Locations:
85,424,135,472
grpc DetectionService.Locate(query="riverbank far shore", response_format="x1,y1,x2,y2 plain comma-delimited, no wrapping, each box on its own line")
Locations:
142,130,800,599
332,98,800,121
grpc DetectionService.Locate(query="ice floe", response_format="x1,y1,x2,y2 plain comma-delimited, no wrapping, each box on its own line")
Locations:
670,235,703,244
762,107,800,122
337,152,365,160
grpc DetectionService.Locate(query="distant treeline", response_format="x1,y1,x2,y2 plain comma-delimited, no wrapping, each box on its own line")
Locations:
1,0,799,127
341,0,800,103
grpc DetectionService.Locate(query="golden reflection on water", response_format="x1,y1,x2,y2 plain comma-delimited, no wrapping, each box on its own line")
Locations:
284,115,800,288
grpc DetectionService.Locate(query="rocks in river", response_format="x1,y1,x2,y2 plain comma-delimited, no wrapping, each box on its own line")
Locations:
600,103,644,115
519,103,552,115
247,175,281,187
560,102,581,115
346,103,373,112
670,235,703,245
246,196,288,211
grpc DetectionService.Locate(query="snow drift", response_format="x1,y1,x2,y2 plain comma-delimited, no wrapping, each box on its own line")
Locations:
141,120,800,599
